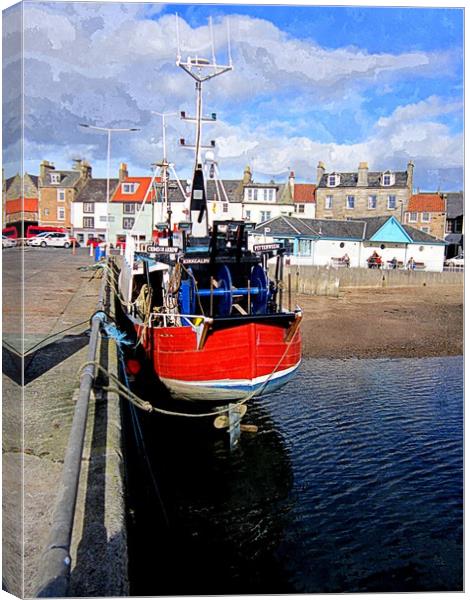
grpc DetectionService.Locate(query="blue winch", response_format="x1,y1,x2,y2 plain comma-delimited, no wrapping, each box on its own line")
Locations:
179,264,269,316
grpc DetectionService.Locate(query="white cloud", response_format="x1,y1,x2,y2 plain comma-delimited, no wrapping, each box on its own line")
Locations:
2,3,462,190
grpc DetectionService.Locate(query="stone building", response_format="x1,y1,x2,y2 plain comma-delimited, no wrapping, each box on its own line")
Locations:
3,172,39,232
404,192,446,240
315,161,414,222
38,159,91,229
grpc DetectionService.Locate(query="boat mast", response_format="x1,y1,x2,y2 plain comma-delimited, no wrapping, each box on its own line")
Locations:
176,15,233,238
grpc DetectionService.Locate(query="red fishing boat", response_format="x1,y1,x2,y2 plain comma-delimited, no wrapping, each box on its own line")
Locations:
118,21,302,404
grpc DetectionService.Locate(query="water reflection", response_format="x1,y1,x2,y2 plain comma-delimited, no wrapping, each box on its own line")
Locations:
124,373,294,595
124,356,463,594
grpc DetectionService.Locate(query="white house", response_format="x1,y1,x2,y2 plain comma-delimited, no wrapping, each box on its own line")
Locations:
71,177,120,244
249,215,446,272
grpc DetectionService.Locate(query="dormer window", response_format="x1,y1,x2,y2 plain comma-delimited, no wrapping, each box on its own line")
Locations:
244,187,276,202
327,173,340,187
122,182,138,194
382,171,395,186
50,173,61,184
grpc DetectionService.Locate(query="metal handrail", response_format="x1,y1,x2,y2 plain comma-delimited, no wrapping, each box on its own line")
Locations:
35,275,108,597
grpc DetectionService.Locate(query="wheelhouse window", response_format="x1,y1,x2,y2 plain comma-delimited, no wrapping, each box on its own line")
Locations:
83,203,94,213
83,217,94,228
325,195,333,210
123,203,135,214
346,195,355,209
387,195,397,210
123,217,135,229
368,195,377,209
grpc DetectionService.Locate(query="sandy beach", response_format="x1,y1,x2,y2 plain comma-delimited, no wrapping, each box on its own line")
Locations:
298,285,463,359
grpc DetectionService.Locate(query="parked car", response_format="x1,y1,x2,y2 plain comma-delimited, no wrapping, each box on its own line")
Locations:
445,252,464,267
2,235,16,248
26,231,54,245
29,232,79,248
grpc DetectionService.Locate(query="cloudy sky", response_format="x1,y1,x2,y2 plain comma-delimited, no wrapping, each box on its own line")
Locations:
2,1,464,190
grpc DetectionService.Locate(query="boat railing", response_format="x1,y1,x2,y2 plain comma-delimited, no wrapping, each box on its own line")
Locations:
149,311,211,331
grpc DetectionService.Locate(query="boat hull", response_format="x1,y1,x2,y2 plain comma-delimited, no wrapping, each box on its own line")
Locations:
135,318,302,402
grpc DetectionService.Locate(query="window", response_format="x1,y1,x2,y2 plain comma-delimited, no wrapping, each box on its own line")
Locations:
123,217,135,229
122,183,137,194
43,208,50,217
57,207,65,220
50,173,61,184
387,195,397,210
83,217,94,228
297,204,305,214
408,212,417,223
325,195,333,210
123,203,135,214
57,189,65,202
421,226,430,233
83,203,94,213
346,195,355,209
260,211,271,222
223,203,228,213
446,221,453,233
383,174,391,186
299,239,312,256
382,171,394,186
327,174,339,187
269,189,276,202
245,188,254,202
245,210,251,221
77,234,84,243
368,195,377,209
422,212,430,222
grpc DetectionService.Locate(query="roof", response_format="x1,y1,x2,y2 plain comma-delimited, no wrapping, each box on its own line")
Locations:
6,198,39,214
444,192,463,219
41,170,82,187
112,177,157,203
253,215,444,244
293,184,316,203
74,178,119,203
407,193,445,213
28,174,39,188
254,216,365,239
318,170,408,189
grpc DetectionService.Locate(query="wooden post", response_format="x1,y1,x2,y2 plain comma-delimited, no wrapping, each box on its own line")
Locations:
72,239,76,256
288,272,292,311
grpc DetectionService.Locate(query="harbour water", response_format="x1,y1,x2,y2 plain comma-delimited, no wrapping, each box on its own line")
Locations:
125,356,463,595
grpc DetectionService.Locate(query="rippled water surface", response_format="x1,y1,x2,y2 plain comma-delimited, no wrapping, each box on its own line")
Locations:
126,356,463,595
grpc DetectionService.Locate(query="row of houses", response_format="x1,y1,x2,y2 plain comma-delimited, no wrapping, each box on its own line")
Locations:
3,159,463,259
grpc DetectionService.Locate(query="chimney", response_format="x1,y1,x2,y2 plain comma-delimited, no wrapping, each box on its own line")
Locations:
119,162,128,182
288,170,295,198
358,161,368,187
79,159,92,180
316,161,325,184
39,160,55,183
242,165,252,185
407,160,414,189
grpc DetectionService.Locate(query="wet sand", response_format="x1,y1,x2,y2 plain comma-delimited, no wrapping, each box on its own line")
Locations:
297,285,463,359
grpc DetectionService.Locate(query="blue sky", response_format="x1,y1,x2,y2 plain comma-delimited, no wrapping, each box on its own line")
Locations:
2,2,464,191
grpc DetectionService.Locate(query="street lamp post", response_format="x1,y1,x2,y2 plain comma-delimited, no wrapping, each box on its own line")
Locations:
79,123,140,245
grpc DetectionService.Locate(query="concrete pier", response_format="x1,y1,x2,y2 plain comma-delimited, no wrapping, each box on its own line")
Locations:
2,247,128,597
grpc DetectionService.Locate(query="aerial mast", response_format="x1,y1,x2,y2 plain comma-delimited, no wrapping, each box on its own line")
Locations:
175,15,233,238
